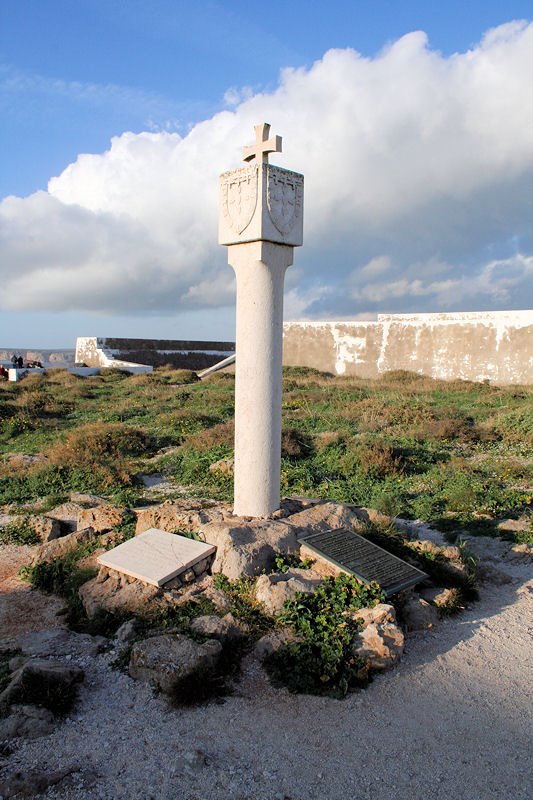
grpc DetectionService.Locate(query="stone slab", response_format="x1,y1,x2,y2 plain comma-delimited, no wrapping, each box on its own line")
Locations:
97,528,216,587
299,528,427,596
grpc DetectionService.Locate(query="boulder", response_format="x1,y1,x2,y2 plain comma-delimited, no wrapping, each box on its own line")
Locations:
190,613,245,642
77,504,128,534
115,619,140,645
419,586,458,607
135,499,230,537
196,580,232,613
201,518,299,579
281,501,366,539
353,622,404,671
497,516,531,534
208,458,234,476
253,629,299,660
129,634,222,695
0,704,56,740
350,603,397,628
45,502,85,534
0,659,84,712
78,570,161,619
254,569,323,615
30,528,96,565
402,596,439,631
24,515,62,542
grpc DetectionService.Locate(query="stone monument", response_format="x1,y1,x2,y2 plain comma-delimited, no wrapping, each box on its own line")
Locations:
219,123,304,517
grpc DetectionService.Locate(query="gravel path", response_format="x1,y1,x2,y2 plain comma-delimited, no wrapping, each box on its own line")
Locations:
1,557,532,800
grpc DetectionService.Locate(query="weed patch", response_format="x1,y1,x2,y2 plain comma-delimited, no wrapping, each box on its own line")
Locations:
265,574,384,697
0,517,41,545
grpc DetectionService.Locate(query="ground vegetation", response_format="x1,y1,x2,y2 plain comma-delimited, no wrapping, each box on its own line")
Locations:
1,366,530,542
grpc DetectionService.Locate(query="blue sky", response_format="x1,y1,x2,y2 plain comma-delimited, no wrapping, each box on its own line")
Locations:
1,0,532,347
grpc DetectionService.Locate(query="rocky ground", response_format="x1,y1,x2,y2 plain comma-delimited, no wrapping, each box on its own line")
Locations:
0,500,531,800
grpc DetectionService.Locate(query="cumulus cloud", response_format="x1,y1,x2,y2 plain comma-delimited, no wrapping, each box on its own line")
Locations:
2,21,533,318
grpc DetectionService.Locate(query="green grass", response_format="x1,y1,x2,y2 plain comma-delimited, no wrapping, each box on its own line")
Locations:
0,367,530,539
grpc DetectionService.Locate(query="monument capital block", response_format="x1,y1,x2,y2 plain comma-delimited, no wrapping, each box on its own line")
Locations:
219,162,304,247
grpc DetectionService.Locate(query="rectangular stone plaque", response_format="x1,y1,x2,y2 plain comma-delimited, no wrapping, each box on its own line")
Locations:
299,528,427,596
97,528,216,587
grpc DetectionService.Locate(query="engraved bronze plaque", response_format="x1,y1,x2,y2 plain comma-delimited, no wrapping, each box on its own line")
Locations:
300,528,427,596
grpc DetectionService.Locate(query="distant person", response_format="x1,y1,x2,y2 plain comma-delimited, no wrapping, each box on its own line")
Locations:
0,366,8,380
10,354,17,368
17,356,23,368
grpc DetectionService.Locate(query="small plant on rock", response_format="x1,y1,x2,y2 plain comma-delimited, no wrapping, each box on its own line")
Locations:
273,552,315,573
265,573,385,697
0,517,40,546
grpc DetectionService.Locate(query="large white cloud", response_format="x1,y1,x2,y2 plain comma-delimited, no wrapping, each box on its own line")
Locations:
2,21,533,317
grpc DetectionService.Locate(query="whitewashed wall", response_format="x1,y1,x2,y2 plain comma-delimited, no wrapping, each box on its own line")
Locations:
283,310,533,385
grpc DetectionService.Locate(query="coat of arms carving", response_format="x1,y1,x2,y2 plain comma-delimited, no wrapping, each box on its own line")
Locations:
266,167,303,236
220,166,258,235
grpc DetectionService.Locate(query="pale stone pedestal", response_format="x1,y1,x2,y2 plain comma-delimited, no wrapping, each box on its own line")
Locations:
229,242,293,516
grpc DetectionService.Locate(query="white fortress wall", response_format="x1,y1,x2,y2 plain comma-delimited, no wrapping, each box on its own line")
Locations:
282,310,533,385
75,337,153,374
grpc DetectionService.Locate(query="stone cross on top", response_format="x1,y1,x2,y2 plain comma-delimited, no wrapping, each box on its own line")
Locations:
242,123,282,165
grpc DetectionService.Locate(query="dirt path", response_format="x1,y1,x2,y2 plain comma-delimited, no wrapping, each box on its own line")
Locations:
0,545,67,641
1,550,531,800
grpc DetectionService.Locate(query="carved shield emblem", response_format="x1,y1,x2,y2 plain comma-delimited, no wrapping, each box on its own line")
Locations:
267,168,303,236
221,166,258,234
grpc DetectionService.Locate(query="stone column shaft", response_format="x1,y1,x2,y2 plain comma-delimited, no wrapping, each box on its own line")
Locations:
228,242,293,517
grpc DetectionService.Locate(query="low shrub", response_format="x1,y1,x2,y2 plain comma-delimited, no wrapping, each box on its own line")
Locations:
185,421,234,451
265,574,384,697
344,439,405,478
42,422,157,491
281,427,314,459
362,522,478,599
0,517,41,546
21,543,125,636
211,574,274,639
274,553,315,573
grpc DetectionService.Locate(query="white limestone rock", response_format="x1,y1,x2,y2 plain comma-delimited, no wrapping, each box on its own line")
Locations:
30,527,97,565
129,634,222,696
254,569,323,615
353,622,405,671
189,613,245,642
134,499,229,536
281,501,365,539
16,628,107,659
45,501,85,533
201,517,299,579
253,629,299,660
77,504,128,534
350,603,397,628
402,596,440,631
0,659,84,711
79,570,161,619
